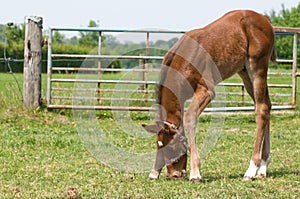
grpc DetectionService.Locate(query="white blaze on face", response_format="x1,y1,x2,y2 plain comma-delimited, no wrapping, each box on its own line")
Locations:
157,141,164,147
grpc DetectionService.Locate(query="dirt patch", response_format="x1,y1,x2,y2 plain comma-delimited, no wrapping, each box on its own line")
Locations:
64,186,79,199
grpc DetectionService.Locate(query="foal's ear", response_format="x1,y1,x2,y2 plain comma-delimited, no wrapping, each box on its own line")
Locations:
142,124,161,134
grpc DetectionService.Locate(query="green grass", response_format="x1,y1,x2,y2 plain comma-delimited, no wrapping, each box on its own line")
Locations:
0,72,300,198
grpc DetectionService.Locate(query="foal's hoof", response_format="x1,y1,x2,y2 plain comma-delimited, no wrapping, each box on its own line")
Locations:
149,170,160,180
255,174,266,179
189,171,202,182
189,176,202,182
190,178,201,183
243,176,255,181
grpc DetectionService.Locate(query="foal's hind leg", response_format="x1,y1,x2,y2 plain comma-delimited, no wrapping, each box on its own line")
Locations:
256,89,271,178
184,85,214,181
239,69,271,179
240,58,271,180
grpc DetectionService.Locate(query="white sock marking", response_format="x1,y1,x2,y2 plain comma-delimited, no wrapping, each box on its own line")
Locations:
189,170,201,180
256,160,267,177
244,160,258,179
257,157,270,177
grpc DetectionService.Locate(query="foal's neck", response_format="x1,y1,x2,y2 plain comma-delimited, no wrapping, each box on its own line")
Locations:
159,86,183,128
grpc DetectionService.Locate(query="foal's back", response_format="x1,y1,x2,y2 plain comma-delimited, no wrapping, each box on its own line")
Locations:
167,10,274,86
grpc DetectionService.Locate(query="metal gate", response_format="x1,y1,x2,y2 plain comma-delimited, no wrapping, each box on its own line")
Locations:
46,27,300,111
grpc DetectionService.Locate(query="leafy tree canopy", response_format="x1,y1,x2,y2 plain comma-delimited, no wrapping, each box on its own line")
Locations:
0,3,299,72
268,2,300,60
269,3,300,27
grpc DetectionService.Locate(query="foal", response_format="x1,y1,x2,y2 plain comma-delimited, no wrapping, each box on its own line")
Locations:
143,10,275,181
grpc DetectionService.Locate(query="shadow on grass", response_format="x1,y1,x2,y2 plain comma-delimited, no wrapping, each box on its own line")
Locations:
197,168,300,183
201,173,244,183
268,169,300,178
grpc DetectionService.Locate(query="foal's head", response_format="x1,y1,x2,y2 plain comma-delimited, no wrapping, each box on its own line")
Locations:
143,121,188,178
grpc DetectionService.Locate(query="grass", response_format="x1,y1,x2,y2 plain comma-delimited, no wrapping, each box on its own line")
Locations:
0,72,300,198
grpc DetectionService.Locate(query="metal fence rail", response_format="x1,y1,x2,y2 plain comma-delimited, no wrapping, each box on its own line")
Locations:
46,27,300,111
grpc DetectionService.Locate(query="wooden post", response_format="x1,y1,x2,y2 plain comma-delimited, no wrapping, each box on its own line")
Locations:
23,16,43,110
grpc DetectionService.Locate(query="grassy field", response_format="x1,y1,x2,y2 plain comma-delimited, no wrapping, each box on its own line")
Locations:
0,72,300,198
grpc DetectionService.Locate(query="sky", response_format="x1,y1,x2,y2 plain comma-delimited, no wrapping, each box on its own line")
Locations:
1,0,299,39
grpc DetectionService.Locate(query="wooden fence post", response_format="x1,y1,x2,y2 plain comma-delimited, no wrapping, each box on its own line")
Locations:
23,16,43,110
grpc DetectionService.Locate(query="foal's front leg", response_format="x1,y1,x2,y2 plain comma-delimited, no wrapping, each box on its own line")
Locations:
149,149,165,179
184,109,201,181
184,86,213,181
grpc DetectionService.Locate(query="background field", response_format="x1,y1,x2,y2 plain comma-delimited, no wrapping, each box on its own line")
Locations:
0,72,299,198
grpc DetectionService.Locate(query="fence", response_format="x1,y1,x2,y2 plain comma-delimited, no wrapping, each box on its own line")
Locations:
46,27,300,111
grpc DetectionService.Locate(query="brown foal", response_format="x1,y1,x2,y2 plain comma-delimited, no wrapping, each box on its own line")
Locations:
143,10,275,181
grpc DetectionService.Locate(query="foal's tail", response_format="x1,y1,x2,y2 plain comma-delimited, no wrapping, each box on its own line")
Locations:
264,14,277,63
270,45,277,63
264,15,277,62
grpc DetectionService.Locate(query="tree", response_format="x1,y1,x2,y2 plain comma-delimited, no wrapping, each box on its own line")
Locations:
53,31,65,44
270,4,300,27
78,20,101,47
0,24,25,72
66,36,79,45
269,3,300,60
102,34,120,49
5,24,24,45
